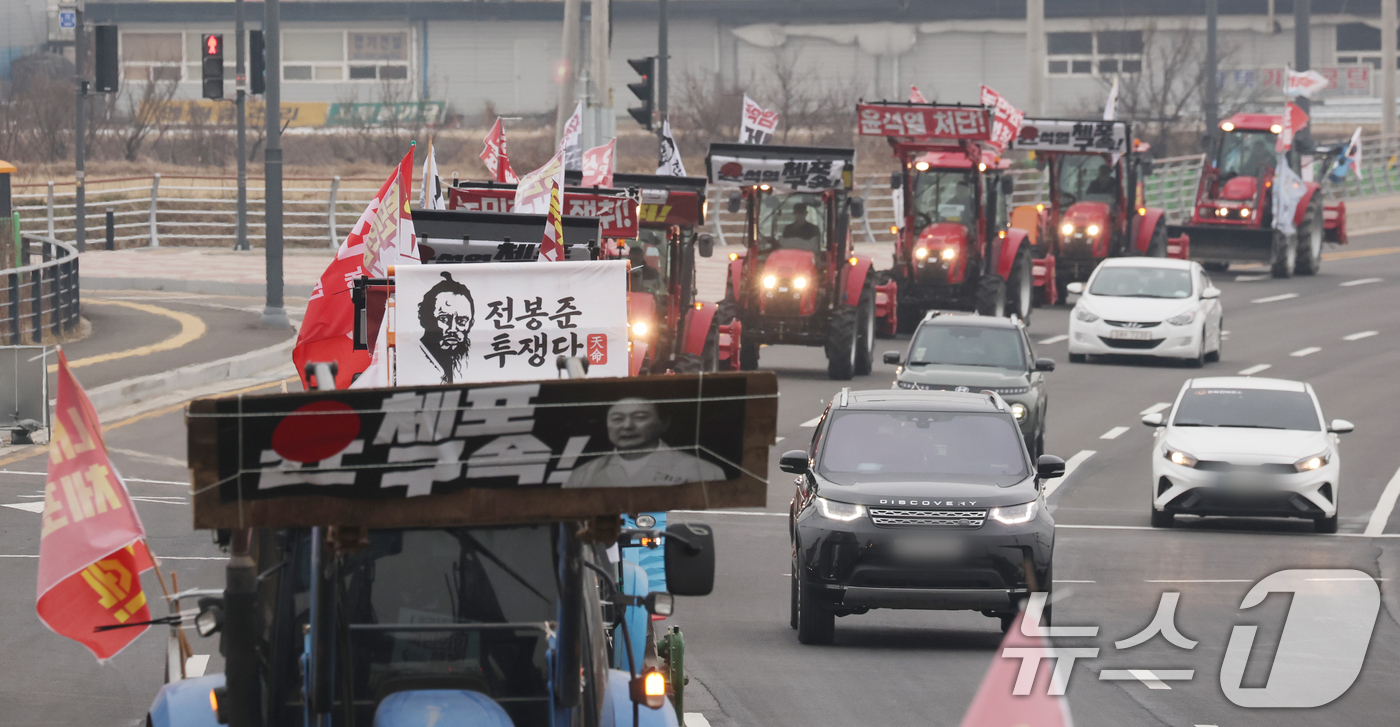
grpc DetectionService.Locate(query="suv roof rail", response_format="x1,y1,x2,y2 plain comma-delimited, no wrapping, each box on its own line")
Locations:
921,310,941,322
979,390,1006,411
839,387,850,408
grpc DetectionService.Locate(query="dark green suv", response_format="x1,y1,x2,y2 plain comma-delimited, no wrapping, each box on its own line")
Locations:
884,312,1054,457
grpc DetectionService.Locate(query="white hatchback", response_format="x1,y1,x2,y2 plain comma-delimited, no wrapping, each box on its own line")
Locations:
1143,376,1353,533
1066,258,1223,366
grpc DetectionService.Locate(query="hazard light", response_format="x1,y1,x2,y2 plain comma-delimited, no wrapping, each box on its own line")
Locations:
1036,204,1044,212
915,161,930,171
728,252,738,261
889,225,899,234
1221,121,1235,131
849,257,858,266
1138,207,1146,216
1270,124,1282,134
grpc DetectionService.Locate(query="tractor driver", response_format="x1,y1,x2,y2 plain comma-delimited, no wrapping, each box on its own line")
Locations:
628,245,663,294
780,203,822,244
1241,138,1275,178
1086,163,1117,197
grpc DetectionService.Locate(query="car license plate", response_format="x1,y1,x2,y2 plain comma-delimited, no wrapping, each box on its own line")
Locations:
892,535,965,561
1109,329,1154,340
1217,473,1270,488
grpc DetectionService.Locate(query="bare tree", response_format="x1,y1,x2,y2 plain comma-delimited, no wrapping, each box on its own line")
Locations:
116,75,182,162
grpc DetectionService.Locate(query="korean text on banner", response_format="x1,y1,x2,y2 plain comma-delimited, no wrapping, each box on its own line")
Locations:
709,155,846,192
514,150,566,215
582,139,617,188
979,85,1024,155
394,260,629,385
294,148,418,389
38,350,154,662
481,119,519,184
739,95,779,145
560,101,584,171
1012,119,1129,154
856,103,991,140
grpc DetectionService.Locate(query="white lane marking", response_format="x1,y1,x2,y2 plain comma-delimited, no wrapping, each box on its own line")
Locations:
1044,450,1096,498
185,654,210,678
1038,334,1069,345
1054,580,1096,584
1145,579,1253,583
1221,330,1231,337
2,502,45,513
1100,426,1129,440
1364,466,1400,536
1290,346,1322,357
774,437,785,443
1235,274,1269,282
1252,293,1299,304
1099,669,1193,689
1341,277,1383,287
1054,524,1400,538
0,469,187,486
685,714,714,727
800,416,822,428
1238,364,1272,375
1140,402,1171,415
1344,330,1379,341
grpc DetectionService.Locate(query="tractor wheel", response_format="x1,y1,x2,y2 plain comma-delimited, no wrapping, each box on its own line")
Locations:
1203,262,1230,273
1295,198,1324,276
826,305,858,381
1007,246,1034,323
700,314,721,372
1145,221,1168,257
974,274,1007,318
739,337,760,371
671,354,703,374
1270,229,1297,279
854,278,877,376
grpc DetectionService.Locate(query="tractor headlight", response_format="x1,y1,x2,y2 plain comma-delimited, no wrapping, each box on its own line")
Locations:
1060,222,1075,236
763,275,777,289
815,497,866,522
793,276,807,289
1215,207,1229,217
990,499,1039,525
630,321,649,337
941,248,956,261
914,247,929,260
1240,208,1251,218
1086,224,1100,237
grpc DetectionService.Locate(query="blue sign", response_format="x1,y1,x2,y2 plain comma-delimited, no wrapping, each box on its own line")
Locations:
58,10,76,28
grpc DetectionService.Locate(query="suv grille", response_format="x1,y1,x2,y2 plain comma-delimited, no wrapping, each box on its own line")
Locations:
869,508,987,528
900,383,1029,395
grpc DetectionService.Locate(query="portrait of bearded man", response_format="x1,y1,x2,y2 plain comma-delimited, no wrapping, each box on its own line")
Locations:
406,271,476,384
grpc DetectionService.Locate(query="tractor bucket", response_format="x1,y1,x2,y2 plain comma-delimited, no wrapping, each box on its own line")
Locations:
1166,224,1273,264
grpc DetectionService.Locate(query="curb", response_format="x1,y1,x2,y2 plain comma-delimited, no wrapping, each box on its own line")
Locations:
84,276,315,299
85,336,297,413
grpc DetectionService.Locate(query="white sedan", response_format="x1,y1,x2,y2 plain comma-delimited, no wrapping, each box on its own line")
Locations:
1143,376,1353,533
1066,258,1223,366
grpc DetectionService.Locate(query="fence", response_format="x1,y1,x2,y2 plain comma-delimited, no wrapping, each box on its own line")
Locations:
2,235,81,345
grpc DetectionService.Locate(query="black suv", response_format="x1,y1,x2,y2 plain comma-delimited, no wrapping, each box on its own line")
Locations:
784,388,1063,644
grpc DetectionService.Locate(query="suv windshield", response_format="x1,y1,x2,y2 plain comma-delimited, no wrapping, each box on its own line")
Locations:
1089,267,1193,299
1173,388,1320,431
757,193,826,253
820,410,1027,478
1217,129,1277,181
1057,154,1118,205
908,325,1026,370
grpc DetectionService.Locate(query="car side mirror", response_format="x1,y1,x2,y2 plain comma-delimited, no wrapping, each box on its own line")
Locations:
883,351,902,365
1065,282,1085,295
849,197,865,219
1036,454,1066,479
696,233,714,258
664,523,715,596
1329,418,1355,434
779,449,810,474
726,190,742,214
1201,286,1221,299
1034,357,1056,372
194,597,225,637
1001,176,1015,196
890,171,903,190
1141,412,1165,427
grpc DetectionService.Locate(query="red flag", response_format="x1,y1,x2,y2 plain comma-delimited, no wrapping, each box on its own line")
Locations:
37,350,155,661
1276,101,1310,152
958,611,1075,727
909,85,928,103
979,85,1025,156
513,149,567,215
582,139,616,188
293,148,417,389
481,119,519,183
540,180,567,262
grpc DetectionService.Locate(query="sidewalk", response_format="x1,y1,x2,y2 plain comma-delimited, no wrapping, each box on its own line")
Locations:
81,247,332,298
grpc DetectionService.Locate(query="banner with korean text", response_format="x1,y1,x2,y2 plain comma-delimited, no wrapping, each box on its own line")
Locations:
739,95,779,144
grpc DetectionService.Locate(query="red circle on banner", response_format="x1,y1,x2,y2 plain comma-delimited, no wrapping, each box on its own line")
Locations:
271,400,361,463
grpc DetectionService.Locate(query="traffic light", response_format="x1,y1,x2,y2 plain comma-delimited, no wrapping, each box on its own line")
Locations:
93,26,119,93
249,30,265,95
201,33,224,100
627,57,655,130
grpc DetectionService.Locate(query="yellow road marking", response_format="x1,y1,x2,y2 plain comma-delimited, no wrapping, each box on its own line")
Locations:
1323,245,1400,261
0,376,296,469
50,300,207,373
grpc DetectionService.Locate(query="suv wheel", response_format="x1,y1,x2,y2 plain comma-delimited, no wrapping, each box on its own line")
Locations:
789,571,800,630
826,306,858,381
795,557,835,644
1151,509,1175,528
854,278,876,376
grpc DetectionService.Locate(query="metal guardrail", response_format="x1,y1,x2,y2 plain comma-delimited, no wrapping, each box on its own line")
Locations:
3,235,81,345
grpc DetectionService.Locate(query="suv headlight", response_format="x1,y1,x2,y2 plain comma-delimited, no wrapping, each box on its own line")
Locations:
1164,447,1198,468
1010,403,1027,420
1074,307,1099,323
1166,311,1197,326
989,499,1039,525
1294,451,1331,472
815,497,866,522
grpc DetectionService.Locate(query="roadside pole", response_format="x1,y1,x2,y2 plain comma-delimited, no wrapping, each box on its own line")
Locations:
657,0,668,157
235,0,249,251
1204,0,1219,139
73,2,86,252
1385,0,1397,135
1024,0,1044,116
555,0,581,147
260,0,289,329
1294,0,1312,149
587,0,612,149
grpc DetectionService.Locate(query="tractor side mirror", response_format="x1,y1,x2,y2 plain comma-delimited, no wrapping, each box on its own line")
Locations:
1001,176,1015,196
664,523,715,596
883,351,901,365
849,197,866,219
194,597,225,637
778,449,810,474
1141,158,1156,177
644,591,675,617
726,190,742,214
696,233,714,258
890,171,903,190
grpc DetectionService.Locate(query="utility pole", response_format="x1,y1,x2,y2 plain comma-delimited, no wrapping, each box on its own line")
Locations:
73,2,86,252
260,0,289,329
555,0,582,147
1204,0,1219,140
1294,0,1312,150
1025,0,1044,116
588,0,612,148
657,0,668,153
235,0,248,251
1385,0,1397,135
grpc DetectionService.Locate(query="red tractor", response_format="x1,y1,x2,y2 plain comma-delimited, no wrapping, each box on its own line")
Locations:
857,101,1047,329
705,143,897,380
1167,113,1348,277
1010,118,1190,301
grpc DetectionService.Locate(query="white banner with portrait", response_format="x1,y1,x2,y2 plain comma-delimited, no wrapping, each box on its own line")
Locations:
395,261,629,385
